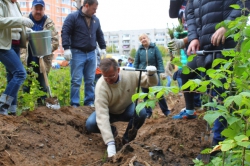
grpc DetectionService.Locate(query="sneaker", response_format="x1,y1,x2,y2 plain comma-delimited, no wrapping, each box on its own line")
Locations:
172,110,197,119
72,105,78,108
146,112,152,119
8,112,16,116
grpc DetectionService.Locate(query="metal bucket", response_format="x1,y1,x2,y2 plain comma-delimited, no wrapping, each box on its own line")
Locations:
28,30,52,57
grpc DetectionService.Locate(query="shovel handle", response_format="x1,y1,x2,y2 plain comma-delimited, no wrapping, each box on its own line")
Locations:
39,58,52,97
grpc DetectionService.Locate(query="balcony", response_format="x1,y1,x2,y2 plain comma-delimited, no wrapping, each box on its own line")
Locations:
122,45,130,50
122,42,130,45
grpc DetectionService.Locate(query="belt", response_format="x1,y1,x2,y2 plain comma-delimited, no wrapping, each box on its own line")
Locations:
73,47,94,53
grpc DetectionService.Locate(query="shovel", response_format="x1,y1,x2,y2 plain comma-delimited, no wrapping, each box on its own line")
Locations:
123,68,146,142
39,57,60,110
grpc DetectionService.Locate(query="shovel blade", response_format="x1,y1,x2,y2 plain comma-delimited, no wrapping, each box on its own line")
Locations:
45,97,60,110
128,127,138,142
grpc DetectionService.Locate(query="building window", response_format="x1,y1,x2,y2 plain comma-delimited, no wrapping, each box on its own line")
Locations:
46,4,50,10
57,17,60,22
62,7,70,14
19,2,26,7
156,39,164,41
62,17,66,22
123,34,129,38
71,1,76,7
21,11,29,15
61,0,70,5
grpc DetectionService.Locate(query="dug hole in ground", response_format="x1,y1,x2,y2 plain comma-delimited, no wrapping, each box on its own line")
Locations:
0,94,209,166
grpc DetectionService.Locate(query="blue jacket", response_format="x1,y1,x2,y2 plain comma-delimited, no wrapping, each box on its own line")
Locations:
134,42,165,74
61,7,106,51
187,0,245,50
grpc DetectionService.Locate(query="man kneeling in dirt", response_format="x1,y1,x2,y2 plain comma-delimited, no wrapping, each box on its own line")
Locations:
86,58,158,157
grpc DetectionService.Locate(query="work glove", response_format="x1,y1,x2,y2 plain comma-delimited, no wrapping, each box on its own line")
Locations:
146,65,157,76
21,18,34,28
26,28,34,40
107,141,116,157
100,49,107,58
168,39,185,50
64,49,72,61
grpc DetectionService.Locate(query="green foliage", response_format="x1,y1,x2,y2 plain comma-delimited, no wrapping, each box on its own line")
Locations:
133,2,250,165
106,44,116,53
157,45,168,57
130,48,137,58
48,67,84,106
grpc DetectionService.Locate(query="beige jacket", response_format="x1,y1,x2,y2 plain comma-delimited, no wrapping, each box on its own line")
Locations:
0,0,27,50
95,69,158,144
22,16,59,73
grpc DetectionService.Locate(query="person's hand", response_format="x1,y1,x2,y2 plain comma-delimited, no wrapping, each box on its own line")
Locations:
168,39,185,50
107,141,116,157
21,18,34,28
187,39,200,55
64,49,72,61
100,49,107,58
211,27,226,46
26,28,34,33
146,66,157,76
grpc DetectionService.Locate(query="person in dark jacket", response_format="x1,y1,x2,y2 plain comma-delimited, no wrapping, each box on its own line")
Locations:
61,0,106,107
134,33,171,118
173,0,247,145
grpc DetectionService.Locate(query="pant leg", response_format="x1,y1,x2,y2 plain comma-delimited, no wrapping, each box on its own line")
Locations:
0,48,26,106
157,79,170,115
181,56,199,110
83,50,96,106
70,49,85,106
166,76,171,87
141,87,152,115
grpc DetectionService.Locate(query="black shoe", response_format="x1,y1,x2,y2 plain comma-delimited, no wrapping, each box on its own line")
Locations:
0,103,8,115
8,112,16,116
146,112,152,118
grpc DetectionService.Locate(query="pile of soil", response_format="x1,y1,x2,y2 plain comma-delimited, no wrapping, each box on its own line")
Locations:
0,94,209,166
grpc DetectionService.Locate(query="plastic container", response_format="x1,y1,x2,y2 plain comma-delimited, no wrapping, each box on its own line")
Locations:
28,30,52,57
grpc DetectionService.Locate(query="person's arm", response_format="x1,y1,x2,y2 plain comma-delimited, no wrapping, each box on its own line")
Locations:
154,46,165,73
46,18,59,52
133,50,140,69
139,66,158,88
96,19,106,50
61,14,74,50
186,0,198,43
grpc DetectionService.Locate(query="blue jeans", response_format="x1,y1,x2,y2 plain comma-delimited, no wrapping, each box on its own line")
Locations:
0,46,26,106
141,79,170,116
166,75,172,87
70,49,96,106
86,102,147,141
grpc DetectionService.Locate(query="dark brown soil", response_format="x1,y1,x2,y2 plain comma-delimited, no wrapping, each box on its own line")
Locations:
0,94,209,166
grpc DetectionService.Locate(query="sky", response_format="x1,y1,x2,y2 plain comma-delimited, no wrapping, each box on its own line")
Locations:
96,0,179,32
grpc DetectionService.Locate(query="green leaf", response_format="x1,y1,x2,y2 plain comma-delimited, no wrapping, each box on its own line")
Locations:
234,95,243,106
237,141,250,148
226,116,240,126
196,67,206,72
181,80,193,90
196,86,207,93
206,69,216,75
223,82,230,89
230,4,240,9
182,66,190,74
156,91,164,99
146,99,156,110
234,135,249,142
246,130,250,137
136,102,146,115
187,54,195,62
221,139,237,151
132,93,139,102
239,92,250,97
221,128,237,138
246,152,250,162
212,59,227,68
211,79,223,88
224,96,234,107
203,111,222,126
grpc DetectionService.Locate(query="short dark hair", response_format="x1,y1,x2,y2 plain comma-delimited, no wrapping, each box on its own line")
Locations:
99,58,118,72
83,0,98,6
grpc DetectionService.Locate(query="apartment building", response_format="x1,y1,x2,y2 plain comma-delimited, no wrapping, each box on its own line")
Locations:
104,29,171,55
19,0,78,58
20,1,171,57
